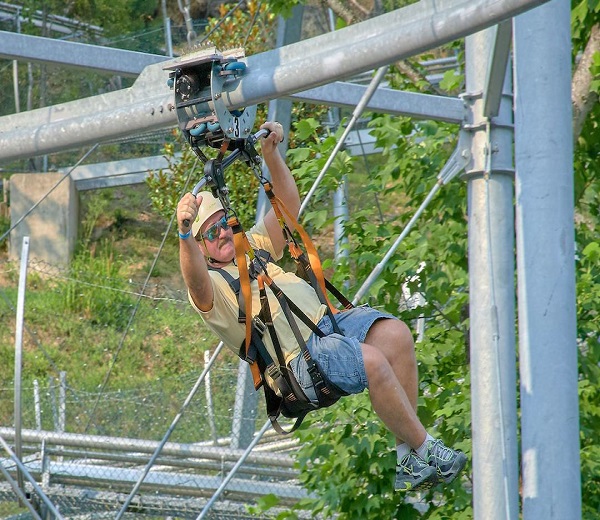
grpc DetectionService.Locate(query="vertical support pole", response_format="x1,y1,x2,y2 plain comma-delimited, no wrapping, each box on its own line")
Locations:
161,0,173,58
231,6,304,449
58,371,66,433
465,30,519,519
34,379,41,431
204,350,218,444
57,371,66,462
12,9,21,113
230,357,258,450
513,2,581,519
14,236,30,494
333,177,349,263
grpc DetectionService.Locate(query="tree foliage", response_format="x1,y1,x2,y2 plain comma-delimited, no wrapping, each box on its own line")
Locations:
4,0,597,517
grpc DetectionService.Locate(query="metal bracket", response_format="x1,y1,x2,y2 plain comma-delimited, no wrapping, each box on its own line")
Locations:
439,129,471,185
164,46,257,159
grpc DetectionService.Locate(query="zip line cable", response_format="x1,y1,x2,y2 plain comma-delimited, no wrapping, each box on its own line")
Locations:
115,340,226,520
84,158,199,433
351,135,469,304
0,144,99,246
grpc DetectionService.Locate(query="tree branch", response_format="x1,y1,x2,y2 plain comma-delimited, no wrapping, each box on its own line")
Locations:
572,23,600,142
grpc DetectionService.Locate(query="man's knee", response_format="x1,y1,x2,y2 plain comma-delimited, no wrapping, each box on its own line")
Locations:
366,318,415,352
361,343,391,383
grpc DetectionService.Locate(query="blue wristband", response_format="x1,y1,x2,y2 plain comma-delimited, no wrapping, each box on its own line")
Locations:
178,229,192,240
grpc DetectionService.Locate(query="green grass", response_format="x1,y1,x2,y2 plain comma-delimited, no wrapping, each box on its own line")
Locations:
0,183,239,441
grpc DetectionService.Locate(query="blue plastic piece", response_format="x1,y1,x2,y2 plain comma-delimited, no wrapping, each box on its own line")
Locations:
189,123,207,136
224,61,246,72
207,121,221,132
167,77,174,88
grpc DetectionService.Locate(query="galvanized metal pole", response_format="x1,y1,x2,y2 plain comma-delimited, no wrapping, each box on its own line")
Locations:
465,30,519,520
513,2,581,518
196,419,272,520
14,235,30,494
0,0,553,164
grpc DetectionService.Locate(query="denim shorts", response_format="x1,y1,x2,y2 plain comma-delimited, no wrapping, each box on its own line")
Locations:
289,305,395,402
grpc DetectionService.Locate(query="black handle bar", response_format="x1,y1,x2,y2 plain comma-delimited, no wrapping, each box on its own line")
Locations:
182,128,271,229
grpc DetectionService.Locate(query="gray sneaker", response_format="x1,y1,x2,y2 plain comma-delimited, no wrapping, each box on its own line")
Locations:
395,451,438,492
424,439,467,484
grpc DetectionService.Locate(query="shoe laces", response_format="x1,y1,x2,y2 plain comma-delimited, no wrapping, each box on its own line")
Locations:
428,439,454,462
399,451,425,471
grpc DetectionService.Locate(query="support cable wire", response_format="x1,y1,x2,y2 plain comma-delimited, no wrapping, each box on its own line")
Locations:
0,435,65,520
352,134,470,305
0,144,99,246
1,258,188,303
199,0,246,46
483,120,511,519
196,419,272,520
299,66,388,217
242,0,263,49
84,158,199,433
115,341,226,520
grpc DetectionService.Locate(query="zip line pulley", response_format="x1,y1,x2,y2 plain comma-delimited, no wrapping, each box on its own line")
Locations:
165,45,268,220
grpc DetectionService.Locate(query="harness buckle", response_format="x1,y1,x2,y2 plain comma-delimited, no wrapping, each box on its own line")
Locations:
252,316,267,336
267,363,282,380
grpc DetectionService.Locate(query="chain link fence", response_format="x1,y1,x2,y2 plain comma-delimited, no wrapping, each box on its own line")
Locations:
0,256,311,519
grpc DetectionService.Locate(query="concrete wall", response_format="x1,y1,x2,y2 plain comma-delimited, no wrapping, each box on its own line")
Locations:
9,173,79,266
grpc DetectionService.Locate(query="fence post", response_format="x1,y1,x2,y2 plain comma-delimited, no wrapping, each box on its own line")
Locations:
14,235,30,494
204,350,218,444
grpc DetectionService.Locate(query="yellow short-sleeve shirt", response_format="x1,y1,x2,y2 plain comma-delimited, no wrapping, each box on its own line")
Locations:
189,220,328,366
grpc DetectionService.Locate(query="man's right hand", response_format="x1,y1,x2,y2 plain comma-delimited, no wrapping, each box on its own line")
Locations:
177,193,200,236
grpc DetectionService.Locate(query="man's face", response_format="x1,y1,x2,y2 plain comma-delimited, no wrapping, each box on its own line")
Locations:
196,210,235,264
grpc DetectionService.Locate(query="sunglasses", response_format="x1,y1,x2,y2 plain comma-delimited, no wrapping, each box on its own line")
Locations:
200,215,229,242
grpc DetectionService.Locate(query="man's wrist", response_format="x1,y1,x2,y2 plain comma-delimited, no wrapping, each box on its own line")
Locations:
178,229,192,240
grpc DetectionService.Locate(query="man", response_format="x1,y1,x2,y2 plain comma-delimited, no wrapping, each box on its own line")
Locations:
176,120,467,492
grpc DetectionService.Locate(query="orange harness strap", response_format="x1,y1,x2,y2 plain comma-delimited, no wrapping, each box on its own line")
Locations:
263,183,339,314
230,215,262,389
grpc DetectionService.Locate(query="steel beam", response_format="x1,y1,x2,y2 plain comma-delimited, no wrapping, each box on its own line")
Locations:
483,20,513,117
0,30,166,76
0,0,551,164
466,30,518,520
223,0,551,109
0,427,294,467
289,82,465,123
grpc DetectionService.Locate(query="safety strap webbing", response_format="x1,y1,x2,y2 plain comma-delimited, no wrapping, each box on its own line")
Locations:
263,184,338,314
230,216,262,389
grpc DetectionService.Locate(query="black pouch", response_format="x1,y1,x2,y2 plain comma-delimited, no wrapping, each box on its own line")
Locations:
263,361,347,434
